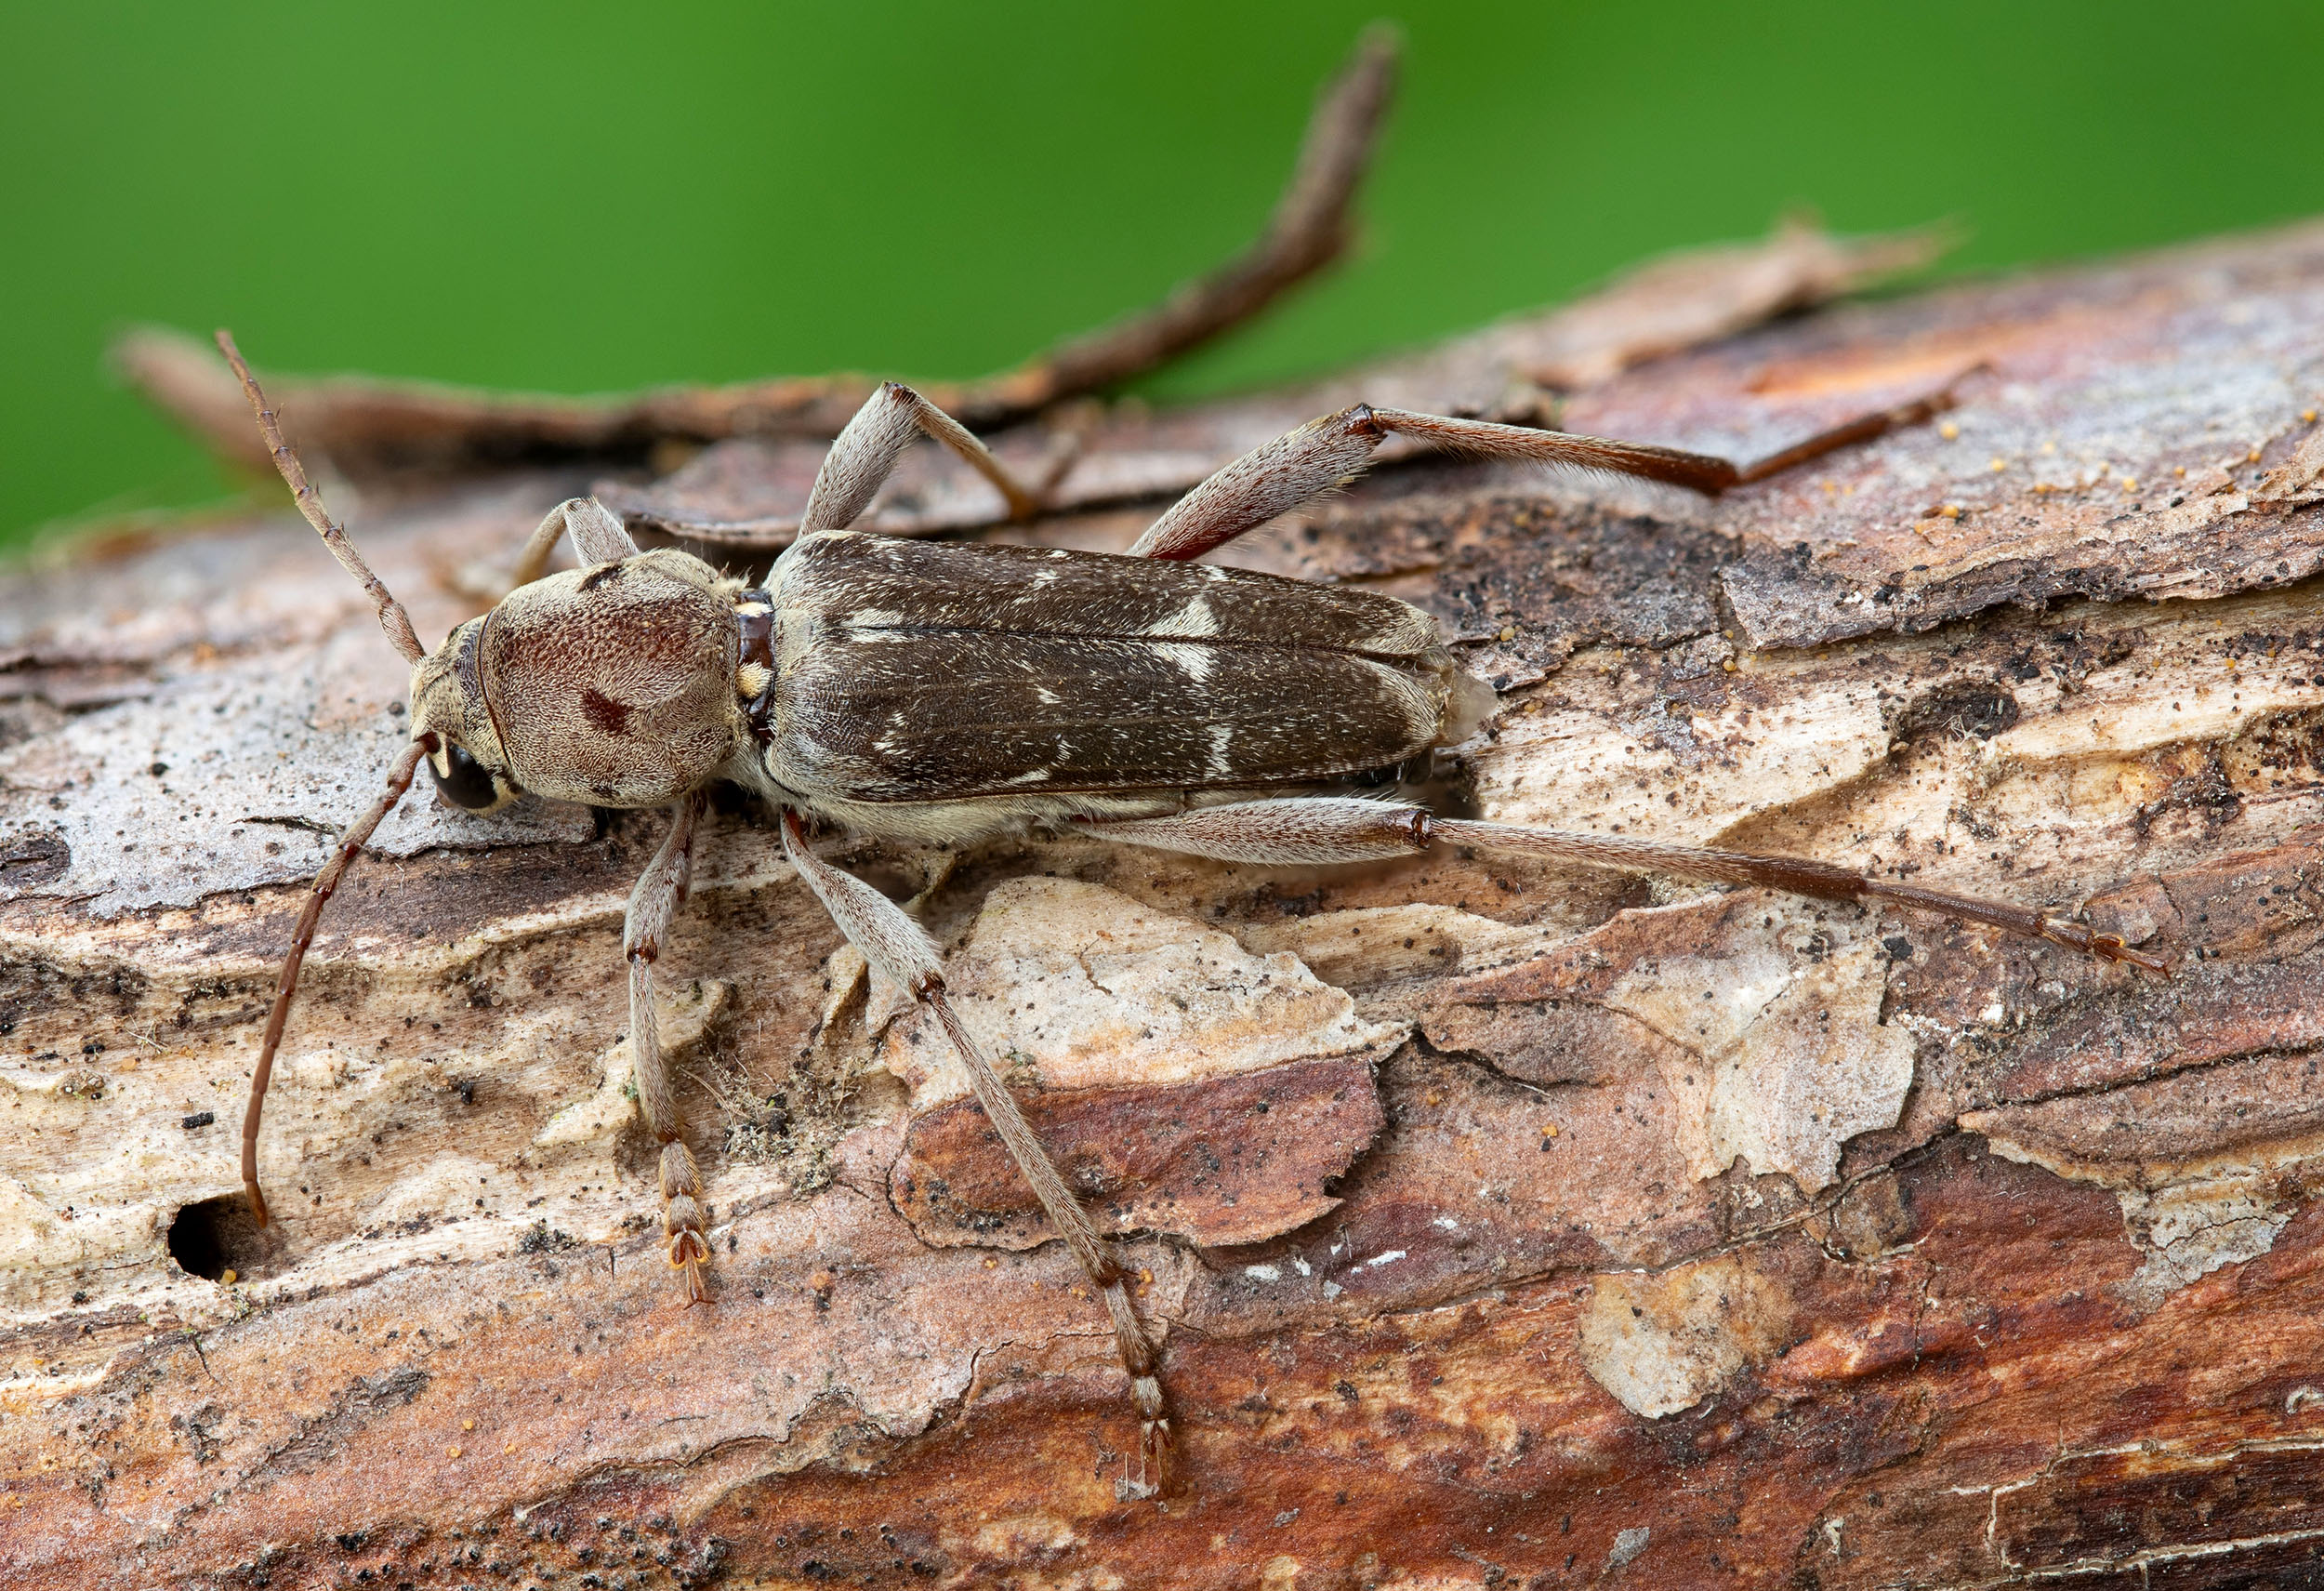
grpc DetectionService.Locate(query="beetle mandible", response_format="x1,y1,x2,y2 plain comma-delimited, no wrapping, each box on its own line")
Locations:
214,313,2164,1493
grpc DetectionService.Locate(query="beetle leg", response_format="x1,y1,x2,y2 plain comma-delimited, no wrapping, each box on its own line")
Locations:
778,812,1173,1496
1080,796,2170,971
802,383,1054,535
508,497,640,588
1129,379,1973,563
625,793,713,1303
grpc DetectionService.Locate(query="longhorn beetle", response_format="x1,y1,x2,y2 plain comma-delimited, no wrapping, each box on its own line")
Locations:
217,325,2164,1493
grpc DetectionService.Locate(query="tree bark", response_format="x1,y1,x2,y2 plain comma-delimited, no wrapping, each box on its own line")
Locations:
4,219,2324,1590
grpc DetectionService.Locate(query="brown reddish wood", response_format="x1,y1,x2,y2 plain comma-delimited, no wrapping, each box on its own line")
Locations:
3,218,2323,1589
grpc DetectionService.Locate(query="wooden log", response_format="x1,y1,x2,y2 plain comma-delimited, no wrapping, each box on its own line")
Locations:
4,218,2323,1589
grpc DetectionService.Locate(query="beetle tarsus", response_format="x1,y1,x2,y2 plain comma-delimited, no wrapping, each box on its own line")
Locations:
662,1142,713,1305
1136,1399,1173,1500
2045,920,2172,973
668,1228,710,1306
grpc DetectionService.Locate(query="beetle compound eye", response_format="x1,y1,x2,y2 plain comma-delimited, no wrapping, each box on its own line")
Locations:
431,743,502,810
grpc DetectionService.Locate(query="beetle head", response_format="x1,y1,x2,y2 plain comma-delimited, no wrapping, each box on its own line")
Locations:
409,617,525,814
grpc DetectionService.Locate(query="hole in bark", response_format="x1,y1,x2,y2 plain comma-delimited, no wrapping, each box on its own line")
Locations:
166,1195,265,1281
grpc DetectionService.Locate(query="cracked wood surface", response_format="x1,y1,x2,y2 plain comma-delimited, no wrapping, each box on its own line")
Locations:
4,219,2324,1589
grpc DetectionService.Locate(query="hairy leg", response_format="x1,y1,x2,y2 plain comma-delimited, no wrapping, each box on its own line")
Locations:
1080,796,2166,970
778,812,1173,1495
626,794,712,1301
801,382,1063,535
508,496,642,587
1129,384,1967,563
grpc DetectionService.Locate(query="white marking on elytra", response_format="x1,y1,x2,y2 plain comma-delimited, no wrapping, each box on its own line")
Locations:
1032,569,1060,587
1204,563,1230,582
1147,595,1220,640
1035,686,1061,706
1004,768,1054,785
1153,643,1213,683
844,607,909,629
1207,723,1234,777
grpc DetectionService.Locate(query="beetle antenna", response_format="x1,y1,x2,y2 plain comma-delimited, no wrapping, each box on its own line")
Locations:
241,735,432,1226
215,330,429,665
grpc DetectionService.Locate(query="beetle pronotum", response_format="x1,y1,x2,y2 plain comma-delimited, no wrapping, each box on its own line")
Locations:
217,303,2164,1492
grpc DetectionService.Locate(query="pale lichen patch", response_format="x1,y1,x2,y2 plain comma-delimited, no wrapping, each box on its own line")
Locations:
1967,1122,2318,1308
1468,657,1891,844
1577,1253,1795,1418
880,877,1404,1111
531,978,729,1155
2114,1177,2293,1306
1604,908,1913,1192
1237,902,1545,993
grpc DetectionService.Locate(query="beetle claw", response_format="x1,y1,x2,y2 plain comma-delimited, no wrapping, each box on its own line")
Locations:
668,1228,710,1306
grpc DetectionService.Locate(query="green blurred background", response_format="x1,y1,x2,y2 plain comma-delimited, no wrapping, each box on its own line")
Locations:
7,0,2324,548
